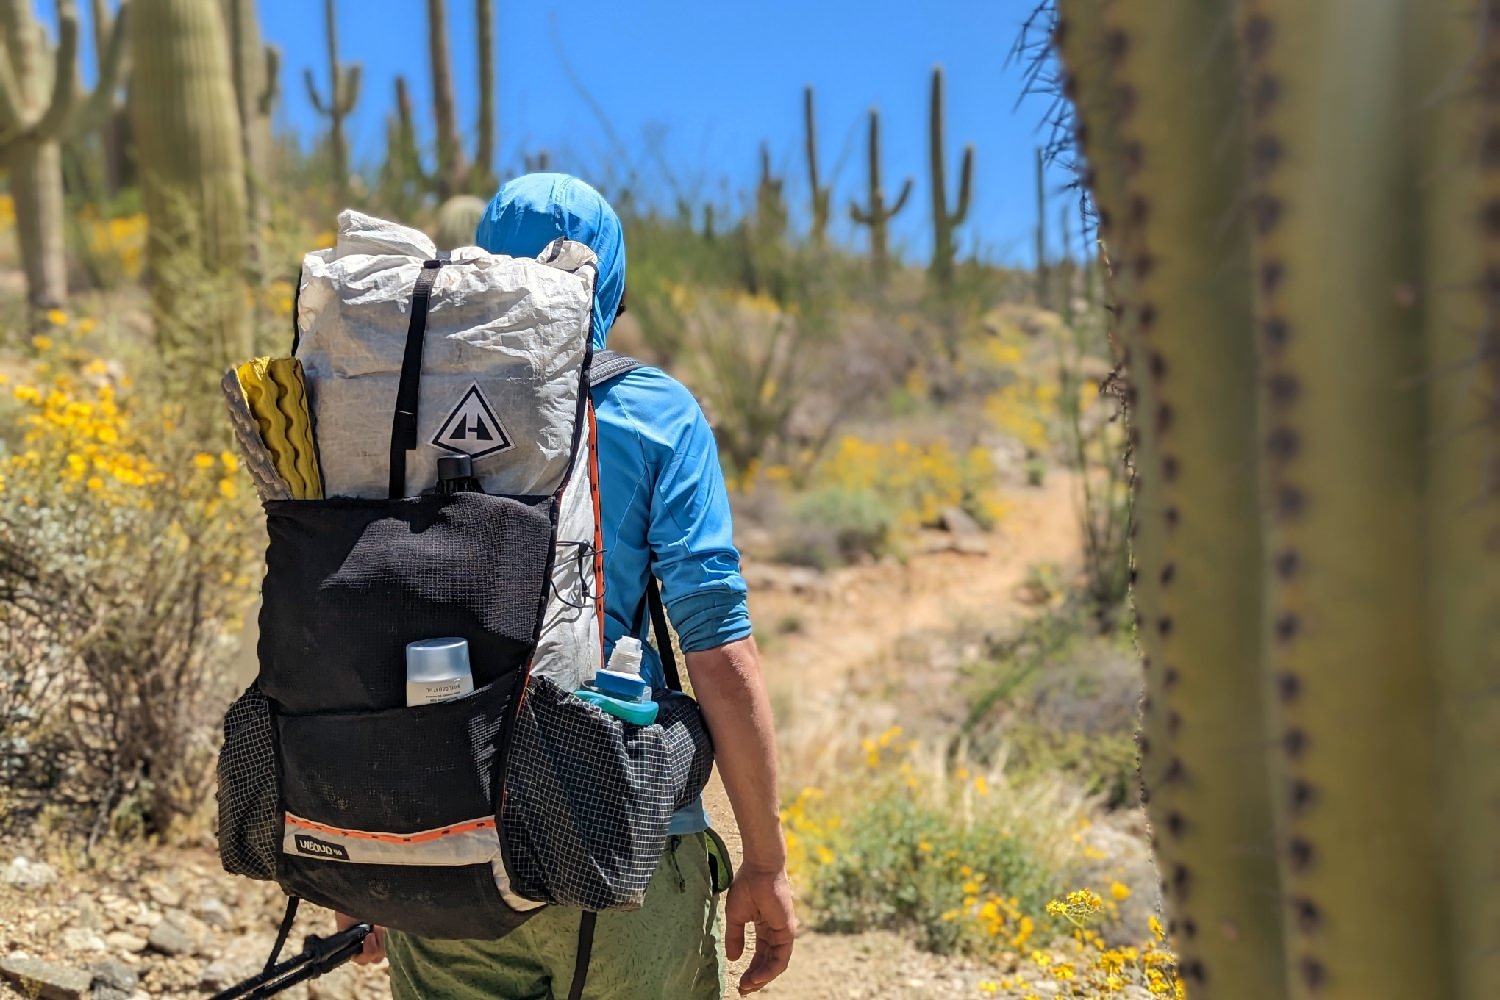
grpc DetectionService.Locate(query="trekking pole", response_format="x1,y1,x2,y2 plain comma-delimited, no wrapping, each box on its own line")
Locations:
207,923,371,1000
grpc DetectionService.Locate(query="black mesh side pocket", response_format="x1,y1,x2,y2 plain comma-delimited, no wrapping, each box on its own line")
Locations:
500,676,715,910
217,685,279,880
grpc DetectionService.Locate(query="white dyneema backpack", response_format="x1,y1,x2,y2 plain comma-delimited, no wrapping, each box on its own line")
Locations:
215,212,713,942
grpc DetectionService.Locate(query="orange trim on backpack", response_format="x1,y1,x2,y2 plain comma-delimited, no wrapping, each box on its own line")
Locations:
284,813,496,845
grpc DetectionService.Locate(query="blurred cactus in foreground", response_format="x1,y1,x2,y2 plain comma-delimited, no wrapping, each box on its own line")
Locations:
849,107,912,286
1054,1,1500,998
130,0,249,365
303,0,359,197
0,0,129,310
927,65,973,292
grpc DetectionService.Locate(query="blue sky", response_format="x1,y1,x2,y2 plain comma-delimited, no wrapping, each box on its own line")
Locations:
76,0,1073,264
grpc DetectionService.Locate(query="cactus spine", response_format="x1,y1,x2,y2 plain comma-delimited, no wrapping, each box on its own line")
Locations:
0,0,128,309
224,0,278,269
802,85,830,246
849,108,912,285
129,0,248,363
1057,1,1500,997
470,0,494,191
427,0,464,200
304,0,359,197
927,65,972,290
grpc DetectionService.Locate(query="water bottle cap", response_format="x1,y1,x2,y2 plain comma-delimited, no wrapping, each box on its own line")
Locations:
406,637,472,681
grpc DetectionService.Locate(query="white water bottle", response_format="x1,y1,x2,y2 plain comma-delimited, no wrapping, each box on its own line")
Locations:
406,637,475,706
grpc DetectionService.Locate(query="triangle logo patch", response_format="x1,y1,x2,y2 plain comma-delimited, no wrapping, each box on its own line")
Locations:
431,384,513,459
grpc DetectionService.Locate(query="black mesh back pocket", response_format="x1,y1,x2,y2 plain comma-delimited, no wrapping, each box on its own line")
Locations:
217,685,279,880
258,492,552,712
500,676,714,910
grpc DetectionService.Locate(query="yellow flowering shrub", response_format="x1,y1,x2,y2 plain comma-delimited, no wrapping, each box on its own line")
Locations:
71,208,148,289
0,337,259,836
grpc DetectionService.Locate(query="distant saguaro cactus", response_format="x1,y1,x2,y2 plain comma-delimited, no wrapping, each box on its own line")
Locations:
87,0,131,193
470,0,495,191
304,0,359,197
755,142,787,243
802,85,831,246
1055,2,1500,999
223,0,279,268
426,0,465,200
0,0,129,310
130,0,249,363
927,65,973,291
849,108,913,285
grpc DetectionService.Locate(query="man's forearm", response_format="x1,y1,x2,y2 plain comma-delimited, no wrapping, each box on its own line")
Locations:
684,636,786,871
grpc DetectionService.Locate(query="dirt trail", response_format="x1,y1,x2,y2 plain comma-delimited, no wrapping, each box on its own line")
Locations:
708,474,1082,999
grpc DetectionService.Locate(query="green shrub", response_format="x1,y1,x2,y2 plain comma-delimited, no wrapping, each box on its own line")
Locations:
776,486,895,569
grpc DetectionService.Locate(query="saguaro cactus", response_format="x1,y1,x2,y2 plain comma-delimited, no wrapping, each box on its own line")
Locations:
802,85,830,246
223,0,278,267
0,0,129,310
87,0,131,193
849,108,912,285
754,142,787,243
130,0,248,363
304,0,359,196
470,0,495,191
927,65,973,290
427,0,465,200
1054,2,1500,999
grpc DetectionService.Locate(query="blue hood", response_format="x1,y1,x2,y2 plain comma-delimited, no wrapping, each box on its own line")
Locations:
474,173,624,350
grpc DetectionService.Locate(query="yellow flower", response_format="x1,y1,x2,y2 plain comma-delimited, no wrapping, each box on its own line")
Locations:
220,450,240,473
973,775,990,797
1149,914,1166,943
1051,963,1075,981
1110,880,1132,901
193,452,216,470
31,334,54,351
86,476,104,491
977,983,998,995
917,840,933,854
45,308,68,327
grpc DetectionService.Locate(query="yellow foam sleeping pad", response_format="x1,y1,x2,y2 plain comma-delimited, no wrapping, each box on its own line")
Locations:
229,357,324,500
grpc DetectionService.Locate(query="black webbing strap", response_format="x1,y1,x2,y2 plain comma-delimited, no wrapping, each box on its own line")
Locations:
647,577,682,692
566,911,598,1000
262,896,300,974
388,252,451,499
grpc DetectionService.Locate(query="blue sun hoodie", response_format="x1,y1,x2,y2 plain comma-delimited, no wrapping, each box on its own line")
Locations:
476,174,750,835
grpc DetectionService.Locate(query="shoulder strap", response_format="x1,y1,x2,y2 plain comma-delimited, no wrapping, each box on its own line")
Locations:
646,577,681,691
584,351,681,690
586,349,645,388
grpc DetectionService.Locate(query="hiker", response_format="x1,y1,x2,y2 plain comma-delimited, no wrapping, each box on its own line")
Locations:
335,173,796,999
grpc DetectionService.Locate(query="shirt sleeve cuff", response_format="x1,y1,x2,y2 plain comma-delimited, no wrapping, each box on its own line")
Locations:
668,588,753,653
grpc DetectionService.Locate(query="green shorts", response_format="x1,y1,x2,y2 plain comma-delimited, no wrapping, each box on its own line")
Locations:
386,831,733,1000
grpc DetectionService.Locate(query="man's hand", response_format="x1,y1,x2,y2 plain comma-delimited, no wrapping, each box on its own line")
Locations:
334,912,387,965
724,868,796,995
